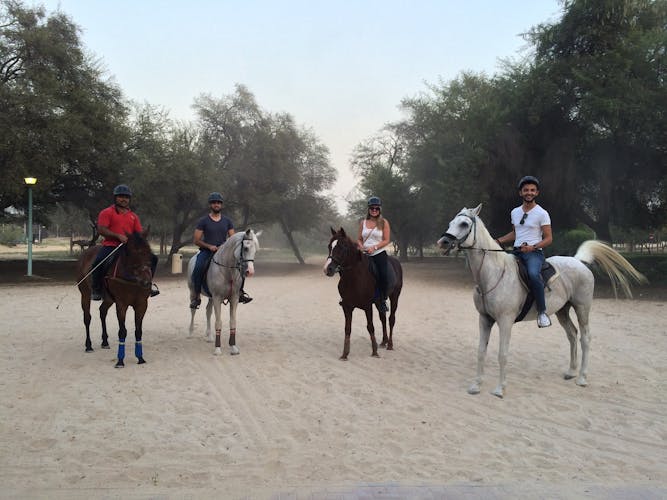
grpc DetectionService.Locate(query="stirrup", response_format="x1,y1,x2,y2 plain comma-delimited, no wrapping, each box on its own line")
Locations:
92,290,103,301
190,297,201,309
239,292,253,304
150,283,160,297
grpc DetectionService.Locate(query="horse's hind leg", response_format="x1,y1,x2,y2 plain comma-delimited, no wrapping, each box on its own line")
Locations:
80,288,93,352
99,301,112,349
228,299,239,355
556,305,578,380
386,294,399,350
378,305,389,348
205,299,214,342
364,307,379,358
573,304,591,387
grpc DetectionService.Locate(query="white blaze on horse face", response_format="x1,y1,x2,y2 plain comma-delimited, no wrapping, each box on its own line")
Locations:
323,240,338,274
246,261,255,277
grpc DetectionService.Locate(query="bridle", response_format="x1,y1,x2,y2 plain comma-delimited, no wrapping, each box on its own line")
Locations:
327,237,355,273
212,234,255,273
442,212,507,303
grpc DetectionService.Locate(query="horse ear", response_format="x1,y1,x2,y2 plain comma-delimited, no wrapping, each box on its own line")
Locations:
340,227,347,237
255,230,263,237
245,228,251,236
472,204,482,216
330,227,336,236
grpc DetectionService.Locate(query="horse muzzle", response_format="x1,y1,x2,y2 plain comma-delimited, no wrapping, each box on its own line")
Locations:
323,257,338,277
437,233,458,255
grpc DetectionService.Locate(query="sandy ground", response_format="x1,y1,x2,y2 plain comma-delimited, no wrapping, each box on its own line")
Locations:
0,257,666,499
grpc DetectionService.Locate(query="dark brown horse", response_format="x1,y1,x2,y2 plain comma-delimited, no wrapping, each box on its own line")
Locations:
323,227,403,359
76,231,154,367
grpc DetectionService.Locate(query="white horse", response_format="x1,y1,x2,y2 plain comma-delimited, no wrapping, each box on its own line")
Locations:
187,229,260,355
437,204,646,398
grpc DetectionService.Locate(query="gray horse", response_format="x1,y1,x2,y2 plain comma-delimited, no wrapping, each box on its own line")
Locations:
437,204,646,398
187,229,260,355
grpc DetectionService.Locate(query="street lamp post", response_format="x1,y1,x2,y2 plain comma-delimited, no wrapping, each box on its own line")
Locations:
24,177,37,277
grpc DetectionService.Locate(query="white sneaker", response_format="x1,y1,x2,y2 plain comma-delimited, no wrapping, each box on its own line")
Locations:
537,312,552,328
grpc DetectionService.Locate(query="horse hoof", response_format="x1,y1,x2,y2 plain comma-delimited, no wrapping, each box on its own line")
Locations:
491,388,504,398
137,358,146,364
85,347,94,353
214,347,222,355
386,345,393,351
576,377,587,387
339,356,348,361
563,372,576,380
372,353,380,358
115,360,124,368
230,346,240,355
101,344,110,349
468,385,481,395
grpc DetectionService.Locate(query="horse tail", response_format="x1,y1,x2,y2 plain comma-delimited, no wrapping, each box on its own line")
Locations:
574,240,648,298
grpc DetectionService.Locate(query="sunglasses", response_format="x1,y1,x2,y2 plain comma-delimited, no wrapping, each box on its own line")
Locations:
520,213,528,225
369,206,381,211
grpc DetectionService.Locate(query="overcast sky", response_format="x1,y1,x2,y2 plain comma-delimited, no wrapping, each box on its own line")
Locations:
37,0,561,211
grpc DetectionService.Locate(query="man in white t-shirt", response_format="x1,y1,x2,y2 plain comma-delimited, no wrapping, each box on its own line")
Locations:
495,176,553,328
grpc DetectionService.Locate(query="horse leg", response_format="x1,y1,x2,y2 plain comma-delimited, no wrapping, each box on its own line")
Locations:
99,301,112,349
573,304,591,387
134,301,148,364
365,307,379,358
493,317,513,398
469,313,494,395
188,306,196,337
205,298,214,342
378,305,389,348
114,304,129,368
386,296,398,350
213,297,223,356
80,289,93,352
340,305,354,360
228,299,239,355
555,305,578,380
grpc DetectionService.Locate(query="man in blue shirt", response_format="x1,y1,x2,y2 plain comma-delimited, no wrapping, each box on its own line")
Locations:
190,192,252,308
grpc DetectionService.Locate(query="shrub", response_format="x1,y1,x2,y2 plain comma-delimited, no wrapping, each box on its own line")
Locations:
0,225,24,246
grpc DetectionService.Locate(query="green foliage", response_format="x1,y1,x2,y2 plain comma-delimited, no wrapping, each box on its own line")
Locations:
0,224,23,246
549,226,595,256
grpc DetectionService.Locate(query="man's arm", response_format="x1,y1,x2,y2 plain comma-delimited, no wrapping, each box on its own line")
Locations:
194,228,215,251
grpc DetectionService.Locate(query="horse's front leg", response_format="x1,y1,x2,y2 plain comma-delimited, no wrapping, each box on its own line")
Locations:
228,298,239,355
365,307,379,358
114,304,129,368
492,316,514,398
340,304,354,360
134,300,148,365
387,298,397,350
468,313,494,395
212,297,224,356
99,301,112,349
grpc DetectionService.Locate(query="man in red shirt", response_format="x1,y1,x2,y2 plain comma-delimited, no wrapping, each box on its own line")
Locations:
91,184,159,300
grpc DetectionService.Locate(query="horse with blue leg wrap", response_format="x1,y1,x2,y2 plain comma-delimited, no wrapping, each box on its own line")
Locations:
76,231,155,367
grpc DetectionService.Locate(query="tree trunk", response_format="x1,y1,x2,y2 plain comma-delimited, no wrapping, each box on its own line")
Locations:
279,216,305,264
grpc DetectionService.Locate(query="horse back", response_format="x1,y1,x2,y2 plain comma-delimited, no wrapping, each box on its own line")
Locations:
76,244,101,282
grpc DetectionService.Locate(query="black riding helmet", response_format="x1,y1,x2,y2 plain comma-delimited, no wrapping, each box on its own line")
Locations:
367,196,382,207
517,176,540,190
208,192,224,203
113,184,132,197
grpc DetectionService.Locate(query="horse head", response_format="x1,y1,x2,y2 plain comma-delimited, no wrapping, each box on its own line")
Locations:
238,229,260,278
437,204,482,255
120,232,153,289
324,227,358,276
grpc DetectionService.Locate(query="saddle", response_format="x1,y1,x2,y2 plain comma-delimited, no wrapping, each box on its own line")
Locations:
514,257,558,322
367,257,397,300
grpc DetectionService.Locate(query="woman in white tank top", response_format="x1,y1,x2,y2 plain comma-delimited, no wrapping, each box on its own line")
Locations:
357,196,392,311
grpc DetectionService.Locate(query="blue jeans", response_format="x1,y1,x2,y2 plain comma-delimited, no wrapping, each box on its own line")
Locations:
514,249,546,313
192,249,213,295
